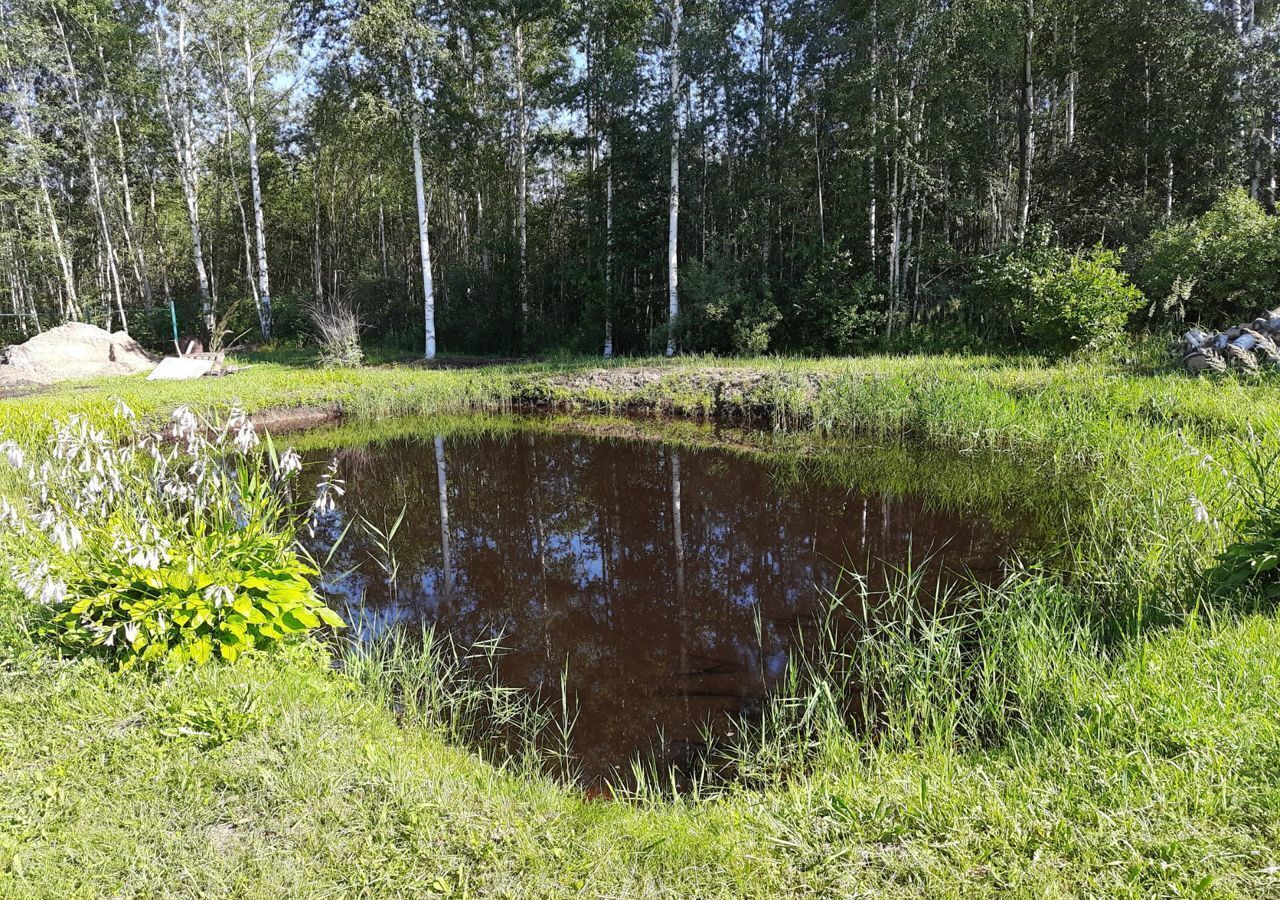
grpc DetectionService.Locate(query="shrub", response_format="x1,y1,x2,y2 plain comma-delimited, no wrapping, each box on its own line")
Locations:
307,298,364,367
678,255,782,355
978,238,1144,356
1020,247,1145,356
788,242,888,353
1137,189,1280,327
0,406,344,668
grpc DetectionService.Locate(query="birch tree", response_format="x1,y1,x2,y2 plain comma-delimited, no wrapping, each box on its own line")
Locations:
661,0,683,357
153,3,214,332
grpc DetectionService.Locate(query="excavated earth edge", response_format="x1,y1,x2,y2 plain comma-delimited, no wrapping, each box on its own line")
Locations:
243,366,838,437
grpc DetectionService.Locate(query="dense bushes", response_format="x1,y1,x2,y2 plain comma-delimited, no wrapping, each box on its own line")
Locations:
1,406,343,668
1137,189,1280,327
677,255,782,355
786,242,889,353
975,239,1145,356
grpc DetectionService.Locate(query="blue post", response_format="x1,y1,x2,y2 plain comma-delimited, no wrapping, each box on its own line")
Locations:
168,299,180,355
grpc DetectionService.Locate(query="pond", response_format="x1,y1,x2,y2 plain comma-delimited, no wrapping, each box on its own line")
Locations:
302,418,1042,783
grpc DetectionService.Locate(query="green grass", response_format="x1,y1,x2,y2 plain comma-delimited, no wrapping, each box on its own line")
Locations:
2,349,1280,897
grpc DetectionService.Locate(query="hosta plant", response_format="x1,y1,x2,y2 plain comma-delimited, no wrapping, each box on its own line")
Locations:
0,404,345,668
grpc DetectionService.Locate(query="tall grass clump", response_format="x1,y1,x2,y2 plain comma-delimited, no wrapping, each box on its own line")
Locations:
338,621,579,781
0,404,344,667
670,563,1108,798
307,297,364,368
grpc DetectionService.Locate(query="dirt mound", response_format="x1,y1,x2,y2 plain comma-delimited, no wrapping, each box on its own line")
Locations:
0,323,159,391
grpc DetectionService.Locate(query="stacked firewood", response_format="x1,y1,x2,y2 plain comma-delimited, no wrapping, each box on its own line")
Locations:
1180,307,1280,374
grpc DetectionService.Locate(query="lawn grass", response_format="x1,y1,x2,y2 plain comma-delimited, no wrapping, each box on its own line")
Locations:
1,349,1279,897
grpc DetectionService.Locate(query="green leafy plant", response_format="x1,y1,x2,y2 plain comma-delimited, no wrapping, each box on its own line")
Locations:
151,688,261,750
1,405,345,668
789,242,889,352
1137,189,1280,326
1209,436,1280,602
977,237,1144,356
1019,246,1145,356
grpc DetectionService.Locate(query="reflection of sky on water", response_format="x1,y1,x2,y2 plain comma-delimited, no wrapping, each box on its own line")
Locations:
301,429,1026,781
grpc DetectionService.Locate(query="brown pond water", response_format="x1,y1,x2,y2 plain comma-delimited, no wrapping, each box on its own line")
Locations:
302,423,1035,783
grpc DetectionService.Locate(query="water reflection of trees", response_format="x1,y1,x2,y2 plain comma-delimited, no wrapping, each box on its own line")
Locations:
303,431,1021,778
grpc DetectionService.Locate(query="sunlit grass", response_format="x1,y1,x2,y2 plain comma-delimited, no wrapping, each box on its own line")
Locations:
2,348,1280,896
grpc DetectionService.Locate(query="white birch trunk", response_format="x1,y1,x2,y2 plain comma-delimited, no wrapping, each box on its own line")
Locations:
604,137,614,358
408,48,437,360
216,52,261,317
514,22,529,328
97,42,153,310
665,0,683,357
243,36,273,340
1015,0,1034,243
412,125,436,359
11,79,81,321
56,18,127,332
156,9,213,332
434,435,453,602
868,0,878,270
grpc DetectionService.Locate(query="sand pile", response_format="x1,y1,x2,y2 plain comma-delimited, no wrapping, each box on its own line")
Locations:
0,323,159,391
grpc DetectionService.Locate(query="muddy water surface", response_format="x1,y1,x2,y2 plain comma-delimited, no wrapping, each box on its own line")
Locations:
304,423,1034,782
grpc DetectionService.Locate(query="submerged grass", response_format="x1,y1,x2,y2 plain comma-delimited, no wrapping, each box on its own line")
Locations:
1,349,1280,896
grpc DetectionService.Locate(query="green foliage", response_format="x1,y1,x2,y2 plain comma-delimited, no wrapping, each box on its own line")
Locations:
678,256,782,355
50,530,341,668
1021,247,1145,356
978,239,1145,356
1210,438,1280,603
150,688,262,749
1,407,344,669
787,242,888,352
1137,189,1280,327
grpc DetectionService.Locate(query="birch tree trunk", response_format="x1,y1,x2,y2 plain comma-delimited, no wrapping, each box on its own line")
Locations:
604,131,615,358
56,16,127,331
243,36,273,340
868,0,878,270
220,67,260,313
664,0,683,357
408,49,437,360
1065,19,1076,148
1015,0,1034,243
514,22,530,333
99,52,153,310
434,435,453,603
156,9,214,332
10,73,81,322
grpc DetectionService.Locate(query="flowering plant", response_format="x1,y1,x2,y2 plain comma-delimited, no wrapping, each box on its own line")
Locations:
0,403,344,668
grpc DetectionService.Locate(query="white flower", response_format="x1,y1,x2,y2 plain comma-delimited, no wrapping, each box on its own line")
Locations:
123,622,139,645
231,419,259,454
1190,494,1211,525
113,398,136,420
203,584,234,608
0,441,24,470
0,498,24,531
308,457,345,535
51,519,83,552
277,448,302,477
10,562,66,606
170,406,200,451
38,578,66,606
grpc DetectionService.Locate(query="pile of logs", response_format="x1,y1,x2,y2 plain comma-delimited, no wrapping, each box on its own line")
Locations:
1180,307,1280,375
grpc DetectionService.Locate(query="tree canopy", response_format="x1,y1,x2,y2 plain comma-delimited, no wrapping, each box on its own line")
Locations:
2,0,1277,355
